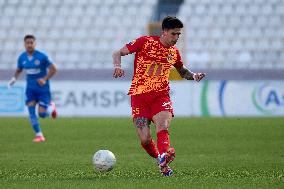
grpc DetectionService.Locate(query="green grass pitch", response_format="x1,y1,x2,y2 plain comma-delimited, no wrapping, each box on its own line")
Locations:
0,117,283,189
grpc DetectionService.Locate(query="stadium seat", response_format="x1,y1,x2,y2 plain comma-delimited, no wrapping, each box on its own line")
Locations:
1,0,283,70
177,0,284,69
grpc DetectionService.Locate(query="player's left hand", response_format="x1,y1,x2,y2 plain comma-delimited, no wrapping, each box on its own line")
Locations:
37,78,46,86
113,67,125,78
193,73,206,82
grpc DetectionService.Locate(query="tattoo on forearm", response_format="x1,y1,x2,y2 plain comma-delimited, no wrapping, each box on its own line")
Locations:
177,67,194,80
134,117,151,129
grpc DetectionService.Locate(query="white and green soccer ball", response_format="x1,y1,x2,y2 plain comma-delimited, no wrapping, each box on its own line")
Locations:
92,150,116,172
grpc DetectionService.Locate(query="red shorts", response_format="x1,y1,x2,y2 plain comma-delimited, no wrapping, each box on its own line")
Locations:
131,90,174,120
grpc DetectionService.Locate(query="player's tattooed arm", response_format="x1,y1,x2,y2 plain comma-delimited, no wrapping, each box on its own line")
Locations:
175,65,206,82
176,65,195,80
112,46,130,78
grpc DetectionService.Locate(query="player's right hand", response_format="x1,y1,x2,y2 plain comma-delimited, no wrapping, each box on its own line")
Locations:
7,77,16,88
113,67,125,78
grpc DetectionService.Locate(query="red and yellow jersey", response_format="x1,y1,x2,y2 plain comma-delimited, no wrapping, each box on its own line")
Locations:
126,36,183,96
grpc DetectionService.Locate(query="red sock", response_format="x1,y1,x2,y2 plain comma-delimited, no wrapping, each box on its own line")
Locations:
141,139,159,158
157,130,170,154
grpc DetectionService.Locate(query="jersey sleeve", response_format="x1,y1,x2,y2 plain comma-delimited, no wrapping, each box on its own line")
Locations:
173,49,183,69
43,54,53,68
17,56,23,69
125,36,147,53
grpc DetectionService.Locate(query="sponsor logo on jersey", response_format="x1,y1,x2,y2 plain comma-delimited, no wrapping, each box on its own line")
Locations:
26,68,40,74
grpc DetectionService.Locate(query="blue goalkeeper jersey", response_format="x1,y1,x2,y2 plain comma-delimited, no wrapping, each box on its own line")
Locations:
17,50,53,91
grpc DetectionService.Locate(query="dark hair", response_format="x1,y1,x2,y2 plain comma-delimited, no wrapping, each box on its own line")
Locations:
162,16,183,30
24,34,36,41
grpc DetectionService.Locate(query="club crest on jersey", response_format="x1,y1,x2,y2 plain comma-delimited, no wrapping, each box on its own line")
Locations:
34,59,40,65
167,54,173,62
23,61,27,65
167,49,176,64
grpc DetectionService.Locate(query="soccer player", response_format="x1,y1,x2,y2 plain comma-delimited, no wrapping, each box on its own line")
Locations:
8,35,57,142
112,16,205,176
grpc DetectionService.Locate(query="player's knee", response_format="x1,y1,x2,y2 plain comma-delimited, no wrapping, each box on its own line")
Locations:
153,114,171,131
38,112,47,118
156,121,169,131
134,117,150,128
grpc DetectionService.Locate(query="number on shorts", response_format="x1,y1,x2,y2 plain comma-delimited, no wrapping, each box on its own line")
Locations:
132,108,140,116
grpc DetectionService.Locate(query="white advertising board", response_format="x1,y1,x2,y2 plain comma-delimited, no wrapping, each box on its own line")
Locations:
198,80,284,117
0,80,283,117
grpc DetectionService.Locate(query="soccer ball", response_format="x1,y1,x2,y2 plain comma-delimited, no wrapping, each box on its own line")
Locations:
92,150,116,172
